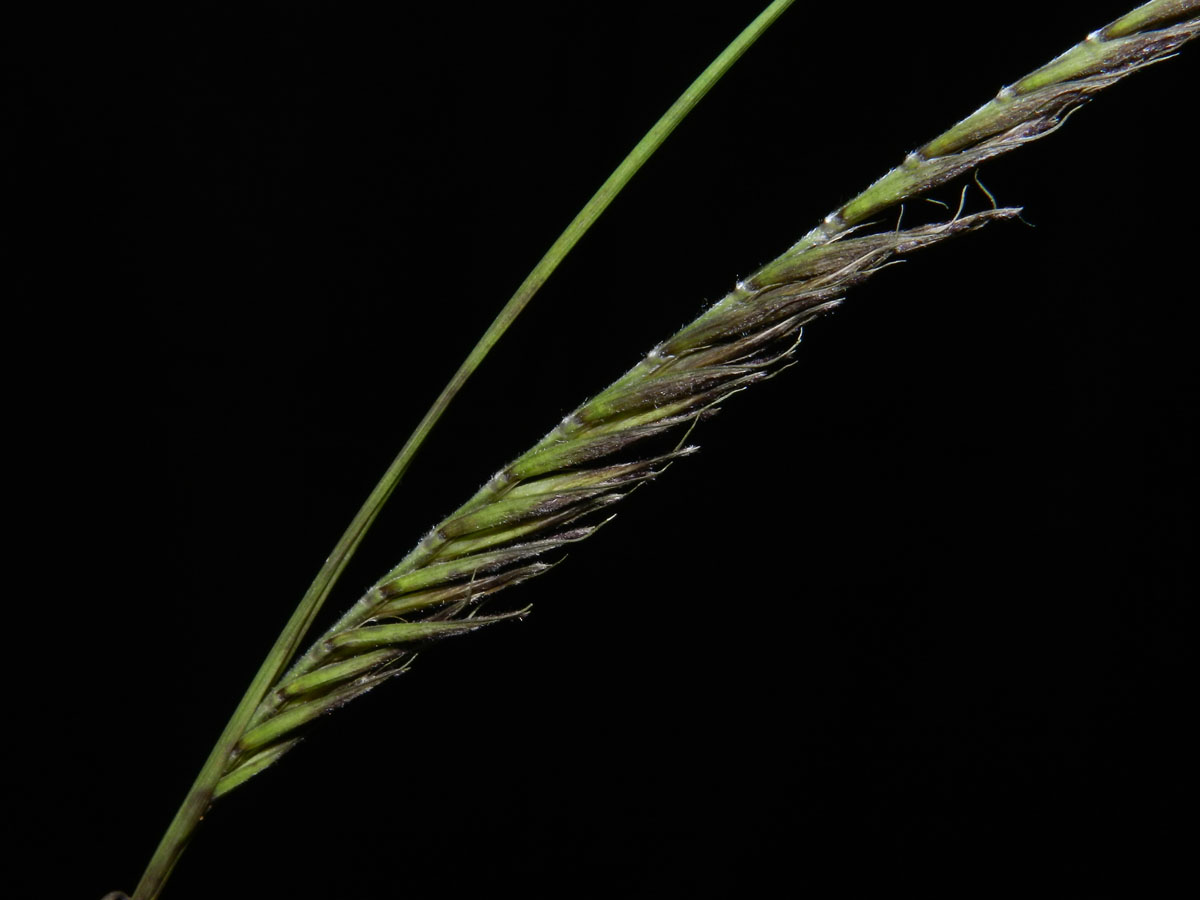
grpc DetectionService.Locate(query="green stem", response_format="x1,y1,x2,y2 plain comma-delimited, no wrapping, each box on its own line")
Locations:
128,4,795,898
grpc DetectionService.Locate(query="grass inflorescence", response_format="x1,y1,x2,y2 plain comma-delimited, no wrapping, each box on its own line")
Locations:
217,3,1199,802
114,2,1198,897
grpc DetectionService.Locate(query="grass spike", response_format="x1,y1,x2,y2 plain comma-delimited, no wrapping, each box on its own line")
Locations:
113,3,1198,898
225,1,1197,799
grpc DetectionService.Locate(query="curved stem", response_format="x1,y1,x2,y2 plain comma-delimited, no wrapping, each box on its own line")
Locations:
248,0,799,726
127,4,797,898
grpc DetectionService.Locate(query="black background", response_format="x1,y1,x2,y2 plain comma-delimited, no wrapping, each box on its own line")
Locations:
9,1,1195,896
